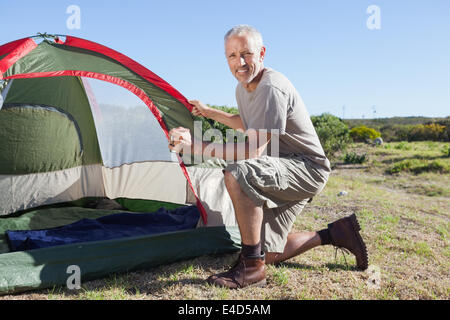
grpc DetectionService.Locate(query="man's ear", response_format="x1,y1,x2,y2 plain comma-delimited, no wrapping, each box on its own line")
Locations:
259,46,266,62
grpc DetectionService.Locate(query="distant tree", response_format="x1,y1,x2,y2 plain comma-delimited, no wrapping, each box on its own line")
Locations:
311,113,351,159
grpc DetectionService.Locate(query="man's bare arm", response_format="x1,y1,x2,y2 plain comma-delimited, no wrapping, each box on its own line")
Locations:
193,131,271,161
189,99,245,132
168,126,272,161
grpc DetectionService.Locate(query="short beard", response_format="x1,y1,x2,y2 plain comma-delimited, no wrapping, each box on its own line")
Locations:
240,65,263,85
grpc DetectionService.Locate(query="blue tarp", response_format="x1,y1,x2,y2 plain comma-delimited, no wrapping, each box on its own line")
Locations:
6,206,200,252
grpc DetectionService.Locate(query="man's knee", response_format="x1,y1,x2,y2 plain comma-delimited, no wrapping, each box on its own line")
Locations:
223,170,238,190
224,170,250,202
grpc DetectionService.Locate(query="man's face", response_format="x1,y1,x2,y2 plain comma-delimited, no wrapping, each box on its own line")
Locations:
225,34,265,86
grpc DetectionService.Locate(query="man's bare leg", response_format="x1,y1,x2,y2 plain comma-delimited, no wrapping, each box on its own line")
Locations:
206,171,267,288
223,171,263,246
266,232,322,265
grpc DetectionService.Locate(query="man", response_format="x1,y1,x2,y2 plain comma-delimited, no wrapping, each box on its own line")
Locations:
169,25,368,289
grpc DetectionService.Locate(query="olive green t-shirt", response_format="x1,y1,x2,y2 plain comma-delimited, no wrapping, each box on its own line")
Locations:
235,67,331,173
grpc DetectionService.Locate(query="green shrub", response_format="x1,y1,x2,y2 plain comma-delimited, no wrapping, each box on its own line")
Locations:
310,113,350,159
343,152,367,164
349,125,381,142
388,159,416,174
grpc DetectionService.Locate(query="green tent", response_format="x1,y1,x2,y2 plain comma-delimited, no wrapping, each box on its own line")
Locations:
0,34,240,295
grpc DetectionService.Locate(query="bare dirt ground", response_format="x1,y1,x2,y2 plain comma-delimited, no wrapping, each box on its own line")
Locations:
1,142,449,300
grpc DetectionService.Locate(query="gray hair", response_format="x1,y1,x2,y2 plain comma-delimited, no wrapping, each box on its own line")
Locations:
224,24,264,50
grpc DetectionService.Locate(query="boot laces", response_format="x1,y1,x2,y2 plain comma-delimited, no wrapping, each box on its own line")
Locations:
334,246,351,269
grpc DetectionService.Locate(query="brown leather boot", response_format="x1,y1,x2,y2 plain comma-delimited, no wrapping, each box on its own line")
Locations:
207,253,266,289
328,214,369,270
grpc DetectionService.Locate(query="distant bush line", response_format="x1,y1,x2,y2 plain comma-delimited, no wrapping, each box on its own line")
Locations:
344,117,450,142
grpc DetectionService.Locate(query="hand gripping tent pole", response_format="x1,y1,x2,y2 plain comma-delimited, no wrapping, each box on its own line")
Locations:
0,34,208,224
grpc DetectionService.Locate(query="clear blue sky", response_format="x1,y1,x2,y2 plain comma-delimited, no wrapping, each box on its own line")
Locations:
2,0,449,118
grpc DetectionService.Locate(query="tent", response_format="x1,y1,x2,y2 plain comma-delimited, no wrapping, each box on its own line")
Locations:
0,34,240,295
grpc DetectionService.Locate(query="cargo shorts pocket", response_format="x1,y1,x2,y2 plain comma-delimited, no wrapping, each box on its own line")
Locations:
247,157,288,192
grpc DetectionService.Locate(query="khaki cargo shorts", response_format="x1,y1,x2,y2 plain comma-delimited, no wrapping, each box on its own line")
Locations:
224,155,329,253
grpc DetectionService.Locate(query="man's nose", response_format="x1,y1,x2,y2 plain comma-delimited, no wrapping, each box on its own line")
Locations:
238,56,246,66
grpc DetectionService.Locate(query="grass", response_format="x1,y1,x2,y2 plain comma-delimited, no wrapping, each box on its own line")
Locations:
388,159,449,174
1,141,449,300
271,267,290,286
352,141,450,197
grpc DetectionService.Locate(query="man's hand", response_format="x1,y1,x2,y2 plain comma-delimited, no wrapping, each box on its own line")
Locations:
168,127,192,154
188,100,211,118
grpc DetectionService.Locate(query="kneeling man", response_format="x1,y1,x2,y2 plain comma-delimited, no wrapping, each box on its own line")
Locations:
169,25,368,289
